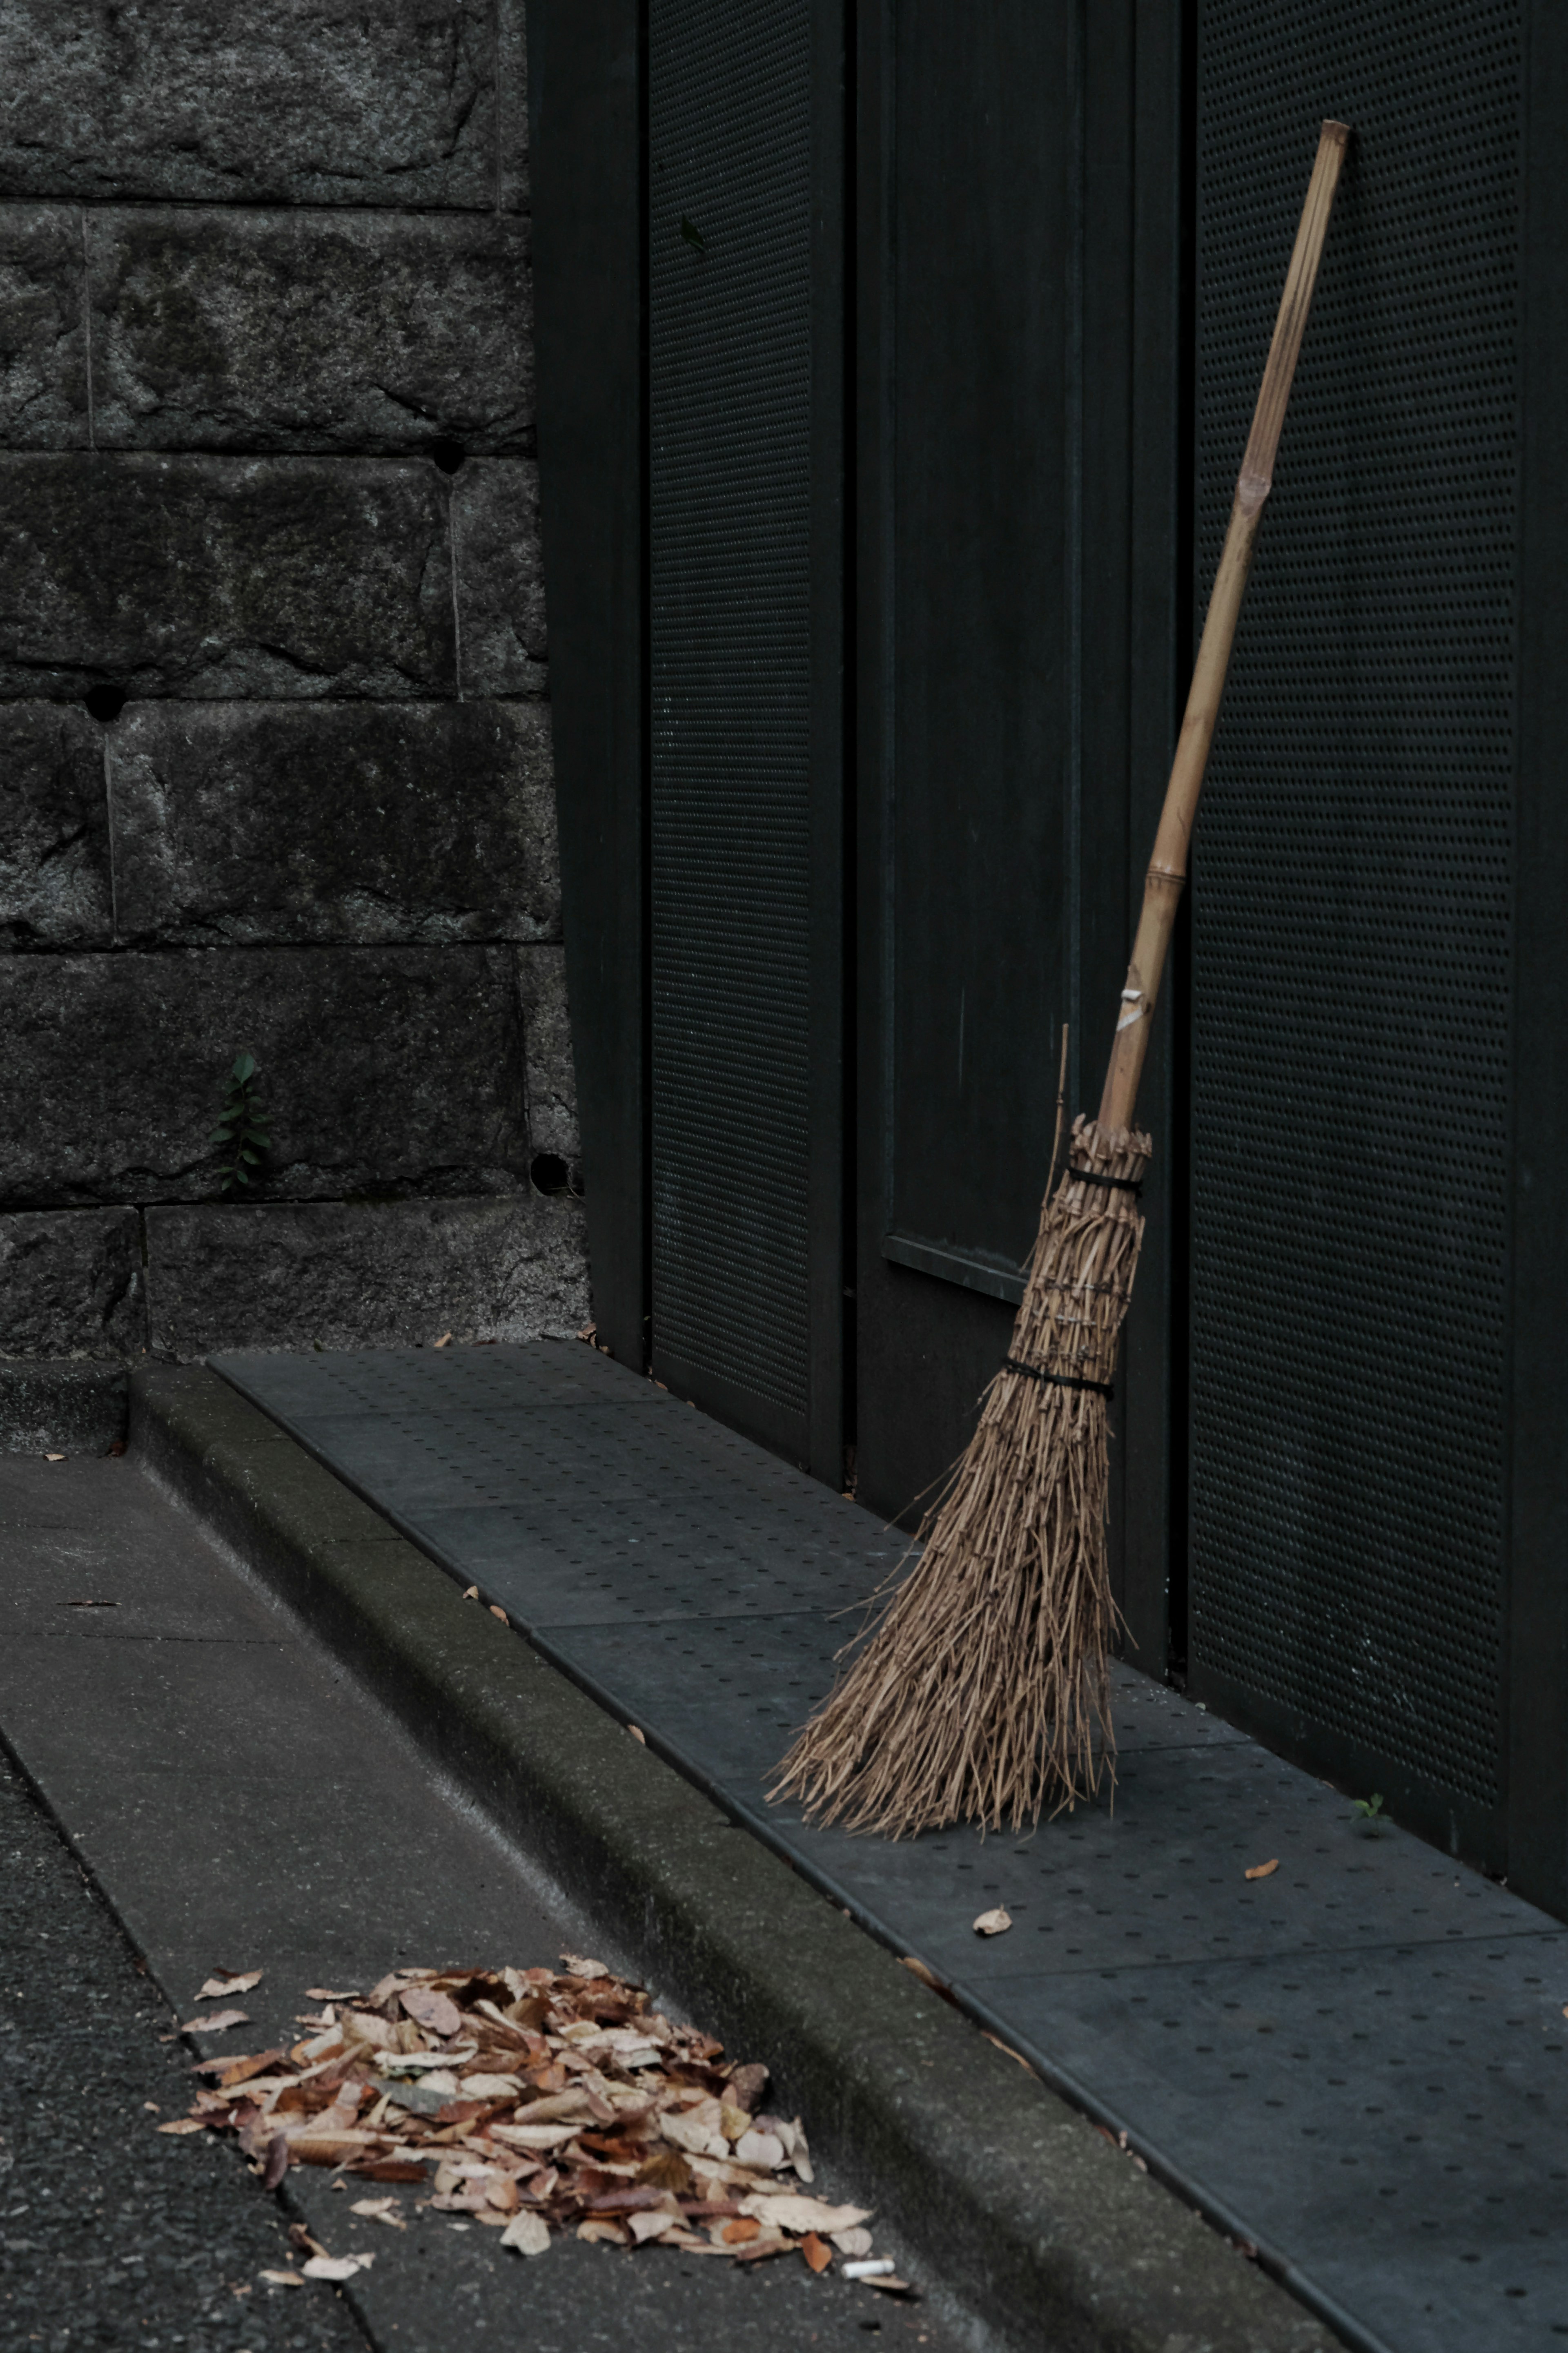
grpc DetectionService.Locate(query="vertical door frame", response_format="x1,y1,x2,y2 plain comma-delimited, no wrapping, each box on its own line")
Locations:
1506,0,1568,1916
528,0,650,1374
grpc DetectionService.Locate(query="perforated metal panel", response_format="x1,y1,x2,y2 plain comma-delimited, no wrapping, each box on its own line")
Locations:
1190,12,1521,1804
648,0,816,1417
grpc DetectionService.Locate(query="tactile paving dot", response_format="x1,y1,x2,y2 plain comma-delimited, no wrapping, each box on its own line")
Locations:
215,1341,1568,2353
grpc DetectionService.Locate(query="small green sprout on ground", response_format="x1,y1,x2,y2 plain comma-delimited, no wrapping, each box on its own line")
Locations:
1352,1791,1387,1836
211,1051,272,1195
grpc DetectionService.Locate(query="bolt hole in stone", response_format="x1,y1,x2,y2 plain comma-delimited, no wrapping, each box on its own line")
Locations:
427,436,468,474
84,683,127,723
531,1153,580,1196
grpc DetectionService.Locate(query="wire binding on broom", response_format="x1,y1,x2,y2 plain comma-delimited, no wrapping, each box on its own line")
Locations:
771,1115,1152,1838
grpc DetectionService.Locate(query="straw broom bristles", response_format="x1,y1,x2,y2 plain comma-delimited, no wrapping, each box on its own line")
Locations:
772,1115,1152,1838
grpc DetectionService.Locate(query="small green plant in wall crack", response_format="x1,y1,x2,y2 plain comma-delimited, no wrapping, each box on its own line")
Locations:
211,1051,272,1195
1351,1791,1387,1836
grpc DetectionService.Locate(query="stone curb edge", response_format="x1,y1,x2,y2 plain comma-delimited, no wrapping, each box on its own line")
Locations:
131,1361,1340,2353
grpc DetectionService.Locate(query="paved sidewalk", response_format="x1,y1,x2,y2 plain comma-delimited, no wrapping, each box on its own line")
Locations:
215,1338,1568,2353
0,1453,958,2353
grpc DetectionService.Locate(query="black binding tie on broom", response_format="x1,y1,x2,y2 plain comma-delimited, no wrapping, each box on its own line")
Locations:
1003,1359,1114,1400
1062,1164,1142,1198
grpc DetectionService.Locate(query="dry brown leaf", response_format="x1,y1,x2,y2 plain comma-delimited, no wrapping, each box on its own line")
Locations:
802,2233,832,2274
44,1453,64,1462
500,2211,551,2258
972,1907,1012,1936
727,2063,768,2112
559,1952,609,1978
830,2227,872,2257
577,2219,628,2246
180,2009,249,2034
732,2234,794,2264
628,1726,646,1744
489,1604,509,1624
156,2118,208,2136
198,1969,263,2000
722,2218,762,2245
981,2031,1034,2073
434,1332,453,1348
304,1987,359,2002
491,2122,579,2151
302,2256,365,2282
400,1986,463,2039
867,2276,915,2297
900,1956,945,1992
258,2269,304,2288
740,2195,871,2235
734,2129,784,2169
462,1586,479,1601
350,2198,407,2230
194,2049,286,2090
628,2211,677,2244
1244,1858,1279,1881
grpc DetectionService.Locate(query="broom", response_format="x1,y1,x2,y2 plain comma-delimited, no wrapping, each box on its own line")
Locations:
773,119,1350,1838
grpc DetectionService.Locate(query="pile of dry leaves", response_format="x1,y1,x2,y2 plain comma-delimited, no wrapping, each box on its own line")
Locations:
159,1954,903,2288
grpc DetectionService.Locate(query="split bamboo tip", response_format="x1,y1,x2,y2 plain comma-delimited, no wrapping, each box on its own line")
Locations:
1321,120,1350,145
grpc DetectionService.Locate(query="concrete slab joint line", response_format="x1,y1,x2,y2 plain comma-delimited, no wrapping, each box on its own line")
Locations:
127,1359,1338,2353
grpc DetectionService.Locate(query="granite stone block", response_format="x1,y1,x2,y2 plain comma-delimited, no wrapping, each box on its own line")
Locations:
91,209,533,455
0,453,454,699
517,945,579,1167
454,458,547,696
497,0,528,216
0,701,111,946
109,701,559,946
0,1358,128,1453
0,1208,146,1357
0,2,502,210
0,948,527,1206
0,204,89,446
145,1193,589,1356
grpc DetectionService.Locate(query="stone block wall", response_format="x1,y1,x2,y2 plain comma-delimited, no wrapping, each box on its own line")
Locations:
0,1,587,1449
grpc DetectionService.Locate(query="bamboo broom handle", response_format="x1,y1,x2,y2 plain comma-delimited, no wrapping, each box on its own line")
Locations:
1098,118,1349,1132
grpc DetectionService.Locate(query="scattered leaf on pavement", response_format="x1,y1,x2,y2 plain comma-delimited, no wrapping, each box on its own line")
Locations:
199,1970,263,1999
181,2009,250,2034
258,2270,304,2288
802,2233,832,2273
1244,1859,1279,1881
351,2198,407,2229
972,1908,1011,1936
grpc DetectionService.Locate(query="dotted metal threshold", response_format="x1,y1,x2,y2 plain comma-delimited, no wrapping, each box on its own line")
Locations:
214,1341,1568,2353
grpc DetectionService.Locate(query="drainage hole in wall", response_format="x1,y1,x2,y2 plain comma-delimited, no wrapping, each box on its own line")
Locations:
84,683,127,722
427,437,467,473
